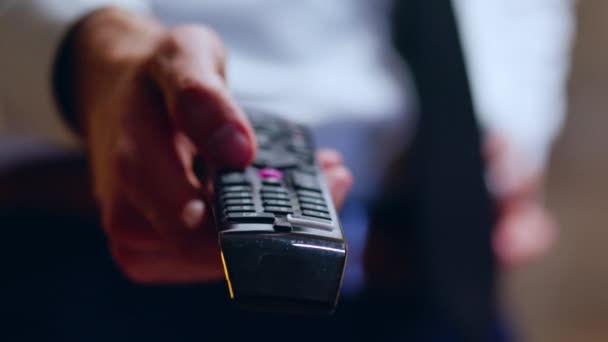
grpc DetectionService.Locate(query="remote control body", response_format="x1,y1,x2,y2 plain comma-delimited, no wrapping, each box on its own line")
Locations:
212,111,347,314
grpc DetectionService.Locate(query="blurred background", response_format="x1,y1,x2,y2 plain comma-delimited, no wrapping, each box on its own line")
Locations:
502,0,608,341
1,1,606,341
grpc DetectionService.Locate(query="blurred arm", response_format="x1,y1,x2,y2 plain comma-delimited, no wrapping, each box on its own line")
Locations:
453,0,576,194
0,0,150,147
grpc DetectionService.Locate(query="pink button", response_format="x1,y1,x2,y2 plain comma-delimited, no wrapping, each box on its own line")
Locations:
258,168,283,180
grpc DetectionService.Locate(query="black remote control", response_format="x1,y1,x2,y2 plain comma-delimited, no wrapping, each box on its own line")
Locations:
212,110,347,314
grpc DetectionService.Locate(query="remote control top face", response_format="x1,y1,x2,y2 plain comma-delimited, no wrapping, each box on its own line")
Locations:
212,110,347,314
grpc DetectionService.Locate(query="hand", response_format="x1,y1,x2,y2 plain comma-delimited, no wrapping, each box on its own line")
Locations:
486,136,557,268
362,135,556,287
66,8,352,284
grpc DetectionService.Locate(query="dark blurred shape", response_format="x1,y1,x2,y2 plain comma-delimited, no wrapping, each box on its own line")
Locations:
366,0,497,340
1,0,501,340
0,154,94,216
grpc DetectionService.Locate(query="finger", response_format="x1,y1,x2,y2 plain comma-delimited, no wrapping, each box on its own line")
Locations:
113,81,206,242
493,203,557,268
110,244,224,284
322,164,353,210
317,148,344,169
146,25,256,169
102,193,165,251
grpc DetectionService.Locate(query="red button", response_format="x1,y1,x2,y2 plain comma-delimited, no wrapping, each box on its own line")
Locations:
258,168,283,180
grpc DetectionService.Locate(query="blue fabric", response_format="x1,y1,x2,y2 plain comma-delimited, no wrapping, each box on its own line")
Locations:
338,199,370,296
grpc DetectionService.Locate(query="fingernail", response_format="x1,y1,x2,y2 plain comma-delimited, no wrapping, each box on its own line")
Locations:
207,124,252,167
182,199,205,230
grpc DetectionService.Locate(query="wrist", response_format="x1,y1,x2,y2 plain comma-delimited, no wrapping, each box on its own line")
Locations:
53,7,165,137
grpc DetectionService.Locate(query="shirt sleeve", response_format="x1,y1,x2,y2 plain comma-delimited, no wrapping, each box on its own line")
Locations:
453,0,576,187
0,0,151,148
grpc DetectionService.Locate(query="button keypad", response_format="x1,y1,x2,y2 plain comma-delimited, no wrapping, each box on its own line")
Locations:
223,191,253,199
261,192,290,200
227,212,275,223
261,186,289,194
263,199,292,207
296,190,323,198
214,112,337,233
225,205,256,213
221,186,251,193
292,172,321,192
298,197,325,206
302,210,332,220
224,198,254,206
300,203,329,213
220,172,249,185
264,206,293,215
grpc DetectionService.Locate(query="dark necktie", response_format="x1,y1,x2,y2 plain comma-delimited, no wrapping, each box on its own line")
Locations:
367,0,498,340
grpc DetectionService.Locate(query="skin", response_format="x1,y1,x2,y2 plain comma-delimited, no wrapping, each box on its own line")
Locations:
68,7,554,284
486,135,557,269
68,7,353,284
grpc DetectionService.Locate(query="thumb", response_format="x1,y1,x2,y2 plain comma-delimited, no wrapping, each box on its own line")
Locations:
146,25,256,169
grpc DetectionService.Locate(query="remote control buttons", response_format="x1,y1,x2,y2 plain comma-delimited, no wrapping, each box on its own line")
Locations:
262,179,282,187
224,198,254,206
296,190,323,199
226,212,275,224
264,206,293,215
296,166,316,175
302,210,331,220
300,203,329,213
262,199,291,207
261,192,290,200
223,191,253,199
252,150,271,168
216,114,343,239
258,168,283,180
298,196,325,206
221,186,251,193
254,151,300,169
261,186,289,194
271,156,300,169
291,171,321,192
256,132,272,149
220,172,249,185
225,205,256,213
287,214,333,231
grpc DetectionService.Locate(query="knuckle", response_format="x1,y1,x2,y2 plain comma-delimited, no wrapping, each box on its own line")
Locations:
158,24,225,59
156,29,185,58
158,30,183,58
172,24,224,49
158,25,226,78
144,32,183,75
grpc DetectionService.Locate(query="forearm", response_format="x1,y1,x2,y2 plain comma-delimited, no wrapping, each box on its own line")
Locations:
0,0,150,146
54,6,165,139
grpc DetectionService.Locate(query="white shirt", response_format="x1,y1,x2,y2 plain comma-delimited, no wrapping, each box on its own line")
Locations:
0,0,575,198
